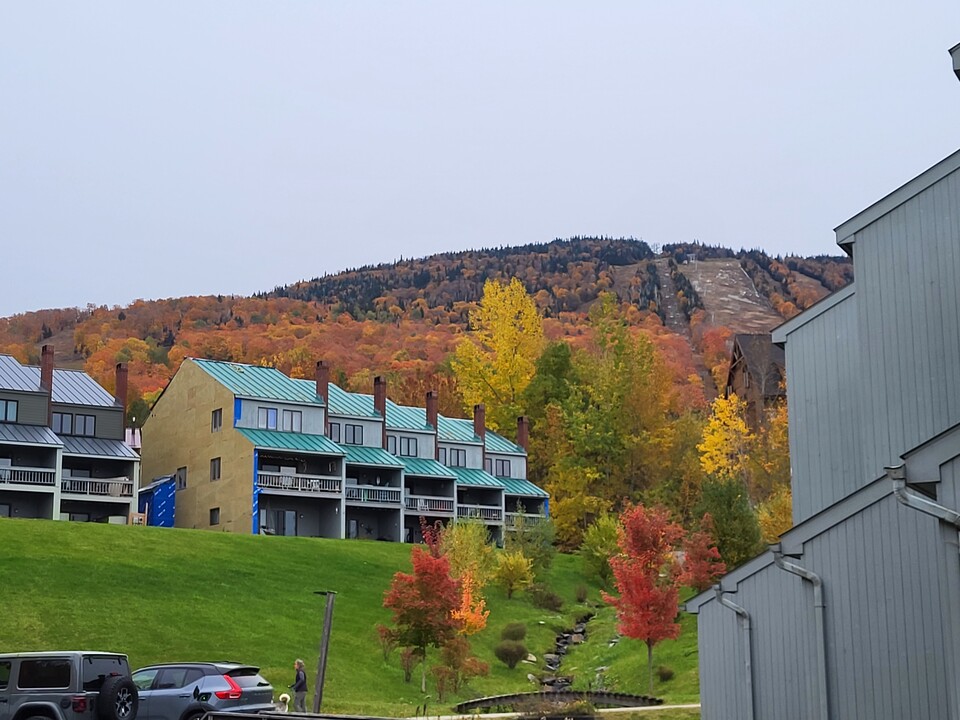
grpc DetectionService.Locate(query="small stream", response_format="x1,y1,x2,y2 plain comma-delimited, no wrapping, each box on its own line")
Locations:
539,612,594,690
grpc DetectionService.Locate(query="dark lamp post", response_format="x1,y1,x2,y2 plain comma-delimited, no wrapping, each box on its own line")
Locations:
313,590,336,713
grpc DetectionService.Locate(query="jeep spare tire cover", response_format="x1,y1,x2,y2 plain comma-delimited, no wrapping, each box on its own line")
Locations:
98,676,139,720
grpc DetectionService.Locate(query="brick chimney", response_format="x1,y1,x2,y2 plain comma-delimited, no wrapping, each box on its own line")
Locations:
315,360,330,404
40,345,54,426
426,391,439,460
473,404,486,441
517,415,529,452
374,376,387,449
115,363,129,414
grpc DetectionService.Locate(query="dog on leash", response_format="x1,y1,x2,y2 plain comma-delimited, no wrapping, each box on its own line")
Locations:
276,693,290,713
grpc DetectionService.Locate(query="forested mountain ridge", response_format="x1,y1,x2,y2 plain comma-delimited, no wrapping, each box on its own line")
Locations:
0,237,851,426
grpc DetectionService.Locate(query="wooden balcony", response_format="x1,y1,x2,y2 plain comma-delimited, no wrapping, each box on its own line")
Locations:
257,471,342,496
404,494,455,514
505,512,546,529
61,476,134,498
0,465,57,487
457,504,503,522
346,485,402,504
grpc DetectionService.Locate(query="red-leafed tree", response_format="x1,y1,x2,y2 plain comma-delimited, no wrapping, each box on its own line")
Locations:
383,544,461,692
678,513,727,592
602,503,685,695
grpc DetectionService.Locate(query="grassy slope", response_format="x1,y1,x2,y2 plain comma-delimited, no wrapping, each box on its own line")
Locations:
0,519,698,716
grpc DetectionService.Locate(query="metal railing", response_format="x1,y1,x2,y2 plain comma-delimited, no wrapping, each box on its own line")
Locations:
404,494,455,513
457,504,503,522
345,485,401,504
257,471,342,495
0,466,57,487
61,476,134,497
505,511,546,528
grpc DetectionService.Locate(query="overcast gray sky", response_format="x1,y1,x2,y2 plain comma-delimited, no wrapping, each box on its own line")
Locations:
2,2,959,317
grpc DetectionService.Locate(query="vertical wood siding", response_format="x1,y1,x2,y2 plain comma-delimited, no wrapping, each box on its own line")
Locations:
784,291,862,522
853,169,960,487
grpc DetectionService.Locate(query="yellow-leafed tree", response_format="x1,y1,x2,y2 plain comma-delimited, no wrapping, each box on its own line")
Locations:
451,278,544,433
697,393,754,482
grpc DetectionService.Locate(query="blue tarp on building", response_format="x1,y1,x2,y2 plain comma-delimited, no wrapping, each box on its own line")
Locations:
138,475,176,527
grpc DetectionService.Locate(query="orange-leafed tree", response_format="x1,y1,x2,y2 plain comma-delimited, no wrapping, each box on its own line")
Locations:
678,513,726,592
451,571,489,636
602,503,684,695
383,545,461,692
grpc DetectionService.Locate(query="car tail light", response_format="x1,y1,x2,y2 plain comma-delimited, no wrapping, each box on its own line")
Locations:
72,696,88,713
214,675,243,700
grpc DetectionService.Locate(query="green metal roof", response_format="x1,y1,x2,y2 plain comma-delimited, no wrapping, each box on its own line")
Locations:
451,467,504,488
238,428,344,454
195,359,322,404
484,430,525,454
386,400,431,431
401,457,456,479
437,416,480,443
340,444,404,468
499,477,549,498
326,383,380,418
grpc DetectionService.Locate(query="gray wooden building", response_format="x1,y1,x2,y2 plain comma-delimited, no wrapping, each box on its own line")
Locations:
688,44,960,719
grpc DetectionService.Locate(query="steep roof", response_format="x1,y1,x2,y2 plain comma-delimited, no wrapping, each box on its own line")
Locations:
325,383,379,418
726,333,786,399
400,457,456,479
0,423,62,447
0,355,42,393
437,416,480,444
386,400,431,431
238,428,344,454
499,477,548,497
22,367,117,407
194,359,322,404
60,436,139,459
451,467,503,488
340,445,404,468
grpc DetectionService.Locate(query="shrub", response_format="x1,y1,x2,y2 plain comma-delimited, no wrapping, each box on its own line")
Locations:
530,582,564,611
575,584,588,603
399,647,420,683
501,622,527,641
495,550,534,598
656,665,675,682
579,514,619,588
376,623,397,660
494,640,528,669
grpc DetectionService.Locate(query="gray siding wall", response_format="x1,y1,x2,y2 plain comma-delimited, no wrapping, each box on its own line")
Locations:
784,291,863,522
0,390,47,426
698,492,952,720
53,404,124,440
852,168,960,488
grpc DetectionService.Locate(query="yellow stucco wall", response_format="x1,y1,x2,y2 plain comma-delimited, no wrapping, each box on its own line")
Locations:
141,360,254,533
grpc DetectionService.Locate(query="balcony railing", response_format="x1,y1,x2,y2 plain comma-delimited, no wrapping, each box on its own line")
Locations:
62,476,134,497
0,466,56,487
505,512,546,528
404,494,455,514
346,485,402,504
457,504,503,522
258,471,342,495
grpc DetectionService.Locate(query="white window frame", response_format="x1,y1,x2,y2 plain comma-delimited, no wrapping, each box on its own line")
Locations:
258,407,278,430
0,399,18,423
399,436,418,457
282,409,302,433
327,422,341,442
344,424,363,445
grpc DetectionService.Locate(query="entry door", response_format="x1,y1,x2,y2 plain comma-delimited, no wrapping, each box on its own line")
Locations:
276,510,297,536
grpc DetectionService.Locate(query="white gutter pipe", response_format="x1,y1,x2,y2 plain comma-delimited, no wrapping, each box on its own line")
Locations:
714,585,755,720
772,543,829,720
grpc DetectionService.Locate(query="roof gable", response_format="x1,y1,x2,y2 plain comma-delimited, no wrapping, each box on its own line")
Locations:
0,355,42,393
194,359,321,404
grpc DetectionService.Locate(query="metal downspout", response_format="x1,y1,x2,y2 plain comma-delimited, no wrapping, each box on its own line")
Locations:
714,586,755,720
772,544,829,720
889,464,960,527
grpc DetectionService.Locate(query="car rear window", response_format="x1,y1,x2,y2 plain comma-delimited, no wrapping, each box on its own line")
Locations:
19,659,71,689
83,656,130,691
225,669,269,688
0,661,10,689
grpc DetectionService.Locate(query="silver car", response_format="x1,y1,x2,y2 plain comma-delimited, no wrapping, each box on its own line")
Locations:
131,662,274,720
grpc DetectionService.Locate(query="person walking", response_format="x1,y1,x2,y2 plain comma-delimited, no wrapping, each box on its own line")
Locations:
289,658,308,713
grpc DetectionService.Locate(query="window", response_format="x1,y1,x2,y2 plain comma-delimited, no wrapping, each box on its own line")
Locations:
82,656,129,691
327,422,341,442
484,458,493,474
154,667,203,690
0,661,9,689
210,457,221,481
75,414,95,436
448,448,466,467
281,409,302,433
387,435,397,454
495,459,511,477
18,659,71,689
132,668,159,692
257,407,278,430
211,408,222,432
53,412,72,435
399,437,418,457
176,467,187,490
438,447,447,464
0,399,17,423
344,424,363,445
210,507,220,525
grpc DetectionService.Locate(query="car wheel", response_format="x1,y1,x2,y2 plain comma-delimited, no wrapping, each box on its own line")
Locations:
98,676,140,720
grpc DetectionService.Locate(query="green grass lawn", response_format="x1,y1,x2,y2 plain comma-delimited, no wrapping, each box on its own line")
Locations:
0,519,699,716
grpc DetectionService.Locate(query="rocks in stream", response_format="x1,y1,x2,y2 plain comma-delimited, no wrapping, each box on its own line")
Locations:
540,614,594,690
